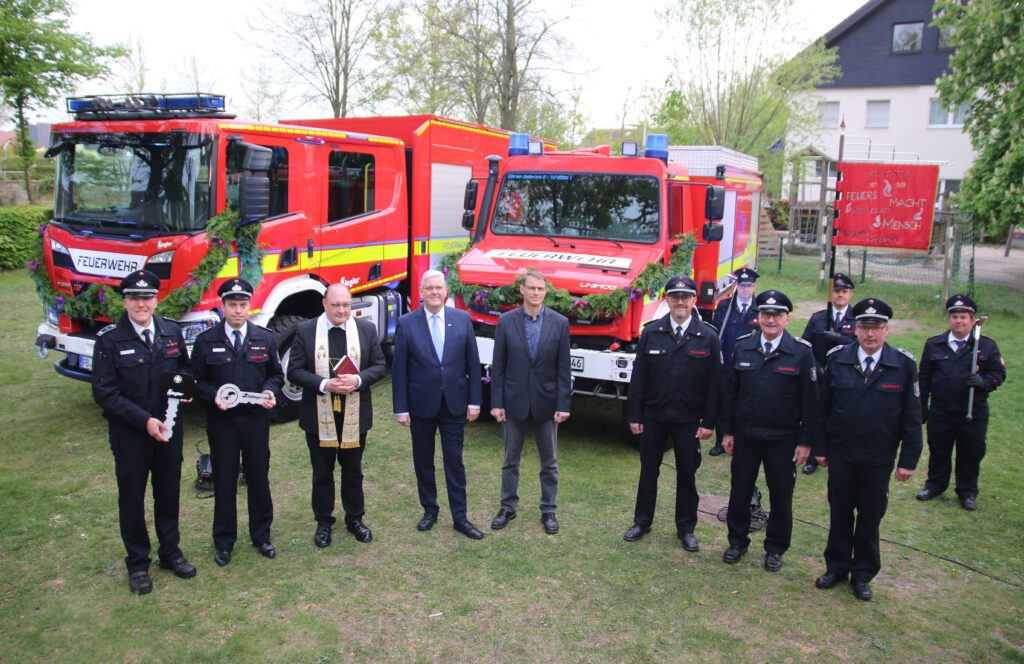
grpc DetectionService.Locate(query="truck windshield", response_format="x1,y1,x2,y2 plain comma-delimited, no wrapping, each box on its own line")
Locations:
53,132,214,235
490,172,660,243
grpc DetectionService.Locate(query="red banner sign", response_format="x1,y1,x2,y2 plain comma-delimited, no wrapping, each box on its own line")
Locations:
835,162,939,250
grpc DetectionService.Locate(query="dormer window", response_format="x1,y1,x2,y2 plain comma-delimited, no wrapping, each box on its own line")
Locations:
892,22,924,53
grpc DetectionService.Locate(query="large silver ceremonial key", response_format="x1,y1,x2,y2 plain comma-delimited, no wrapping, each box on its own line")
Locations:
159,372,195,435
216,383,272,408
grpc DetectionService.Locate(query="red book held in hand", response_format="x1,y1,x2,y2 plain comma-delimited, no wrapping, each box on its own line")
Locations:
333,355,359,376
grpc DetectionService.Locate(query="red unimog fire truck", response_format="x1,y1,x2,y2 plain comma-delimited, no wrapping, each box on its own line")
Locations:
450,134,762,406
32,93,551,418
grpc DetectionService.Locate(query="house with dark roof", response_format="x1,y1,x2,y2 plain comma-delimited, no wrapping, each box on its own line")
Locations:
791,0,972,205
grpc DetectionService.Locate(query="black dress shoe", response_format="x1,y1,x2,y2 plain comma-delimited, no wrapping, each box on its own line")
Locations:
254,542,276,559
214,550,231,567
708,443,725,457
764,552,783,572
851,579,873,601
128,570,152,595
453,520,484,539
960,496,977,511
722,545,748,564
679,532,699,552
314,523,332,548
417,511,439,531
801,462,818,475
490,508,516,530
541,512,559,534
622,525,650,542
815,571,846,589
346,520,373,543
158,556,197,579
916,488,941,501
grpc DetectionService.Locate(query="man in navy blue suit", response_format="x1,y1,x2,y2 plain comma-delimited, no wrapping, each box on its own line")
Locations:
393,270,485,539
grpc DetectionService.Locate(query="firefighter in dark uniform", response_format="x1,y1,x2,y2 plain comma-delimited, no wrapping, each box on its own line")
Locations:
92,270,196,594
623,275,721,552
709,268,760,456
813,298,922,601
800,272,857,474
191,278,284,566
719,290,817,572
916,294,1005,511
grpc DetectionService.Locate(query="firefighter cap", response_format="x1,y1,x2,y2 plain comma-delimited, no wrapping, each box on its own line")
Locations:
734,267,759,284
217,278,254,301
852,297,893,324
946,293,977,314
120,270,160,297
833,272,855,290
755,289,792,313
664,275,698,296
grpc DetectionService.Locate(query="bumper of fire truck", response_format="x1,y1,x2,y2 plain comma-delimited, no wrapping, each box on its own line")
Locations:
475,337,637,400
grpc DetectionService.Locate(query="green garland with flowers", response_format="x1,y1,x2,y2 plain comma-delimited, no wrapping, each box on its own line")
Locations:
27,208,264,322
439,234,697,319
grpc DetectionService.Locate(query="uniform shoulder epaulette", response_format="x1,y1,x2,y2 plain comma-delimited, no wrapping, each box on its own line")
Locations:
736,331,754,341
897,347,916,362
826,344,844,357
704,321,720,333
97,323,116,337
794,336,812,348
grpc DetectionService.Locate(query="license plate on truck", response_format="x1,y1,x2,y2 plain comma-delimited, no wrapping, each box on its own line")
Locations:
79,355,92,371
570,355,584,372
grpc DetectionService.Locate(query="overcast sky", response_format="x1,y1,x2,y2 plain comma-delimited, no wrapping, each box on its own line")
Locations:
27,0,866,128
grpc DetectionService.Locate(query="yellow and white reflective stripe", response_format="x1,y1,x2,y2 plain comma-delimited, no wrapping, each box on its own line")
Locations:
412,237,471,256
217,123,404,146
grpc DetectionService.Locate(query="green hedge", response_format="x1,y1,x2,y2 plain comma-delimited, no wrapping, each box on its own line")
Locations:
0,205,51,270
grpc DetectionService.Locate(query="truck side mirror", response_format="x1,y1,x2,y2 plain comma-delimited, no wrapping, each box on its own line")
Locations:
462,211,476,231
705,185,725,221
239,144,272,222
702,221,724,242
464,180,478,211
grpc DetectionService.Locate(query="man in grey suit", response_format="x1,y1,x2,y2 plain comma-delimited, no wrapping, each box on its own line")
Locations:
489,268,572,534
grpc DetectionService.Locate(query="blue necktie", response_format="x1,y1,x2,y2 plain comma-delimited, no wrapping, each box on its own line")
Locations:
233,330,242,351
142,328,152,348
431,314,444,361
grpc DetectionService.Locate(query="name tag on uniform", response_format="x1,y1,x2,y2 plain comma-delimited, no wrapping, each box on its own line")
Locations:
739,361,751,367
119,349,135,355
212,347,226,353
648,349,665,355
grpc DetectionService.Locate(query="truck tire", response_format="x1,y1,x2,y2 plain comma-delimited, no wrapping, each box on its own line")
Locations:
268,314,310,423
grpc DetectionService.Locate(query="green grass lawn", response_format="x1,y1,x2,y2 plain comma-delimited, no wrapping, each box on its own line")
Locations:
1,258,1022,663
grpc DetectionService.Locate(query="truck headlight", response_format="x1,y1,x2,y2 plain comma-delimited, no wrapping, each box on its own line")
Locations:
179,317,218,345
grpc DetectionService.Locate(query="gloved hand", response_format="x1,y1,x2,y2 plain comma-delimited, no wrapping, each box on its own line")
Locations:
965,373,986,389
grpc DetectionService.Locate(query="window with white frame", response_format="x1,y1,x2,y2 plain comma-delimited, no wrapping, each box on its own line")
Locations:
866,100,891,127
929,99,969,126
818,101,839,128
892,22,924,53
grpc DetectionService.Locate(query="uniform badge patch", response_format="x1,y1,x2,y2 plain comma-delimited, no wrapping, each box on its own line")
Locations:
811,367,817,382
914,381,920,397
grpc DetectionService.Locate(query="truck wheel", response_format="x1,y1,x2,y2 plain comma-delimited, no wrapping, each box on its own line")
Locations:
269,314,309,423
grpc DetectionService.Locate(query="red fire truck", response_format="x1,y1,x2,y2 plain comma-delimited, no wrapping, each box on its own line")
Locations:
454,134,762,405
33,93,550,418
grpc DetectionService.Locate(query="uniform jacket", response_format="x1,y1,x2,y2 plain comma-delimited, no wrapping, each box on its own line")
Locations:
92,314,191,432
817,342,923,469
191,323,284,419
712,296,760,364
627,313,722,426
919,333,1005,420
392,306,482,418
801,307,856,367
287,315,386,434
490,305,572,421
719,330,818,445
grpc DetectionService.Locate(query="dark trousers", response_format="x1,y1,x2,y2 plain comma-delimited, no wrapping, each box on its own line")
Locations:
727,436,797,554
410,394,469,522
209,412,273,551
925,410,988,498
110,426,184,573
824,457,892,583
500,417,559,512
633,419,701,534
305,428,367,526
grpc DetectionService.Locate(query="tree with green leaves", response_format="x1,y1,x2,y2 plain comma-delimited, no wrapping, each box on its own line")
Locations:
933,0,1024,237
0,0,122,203
652,0,838,193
